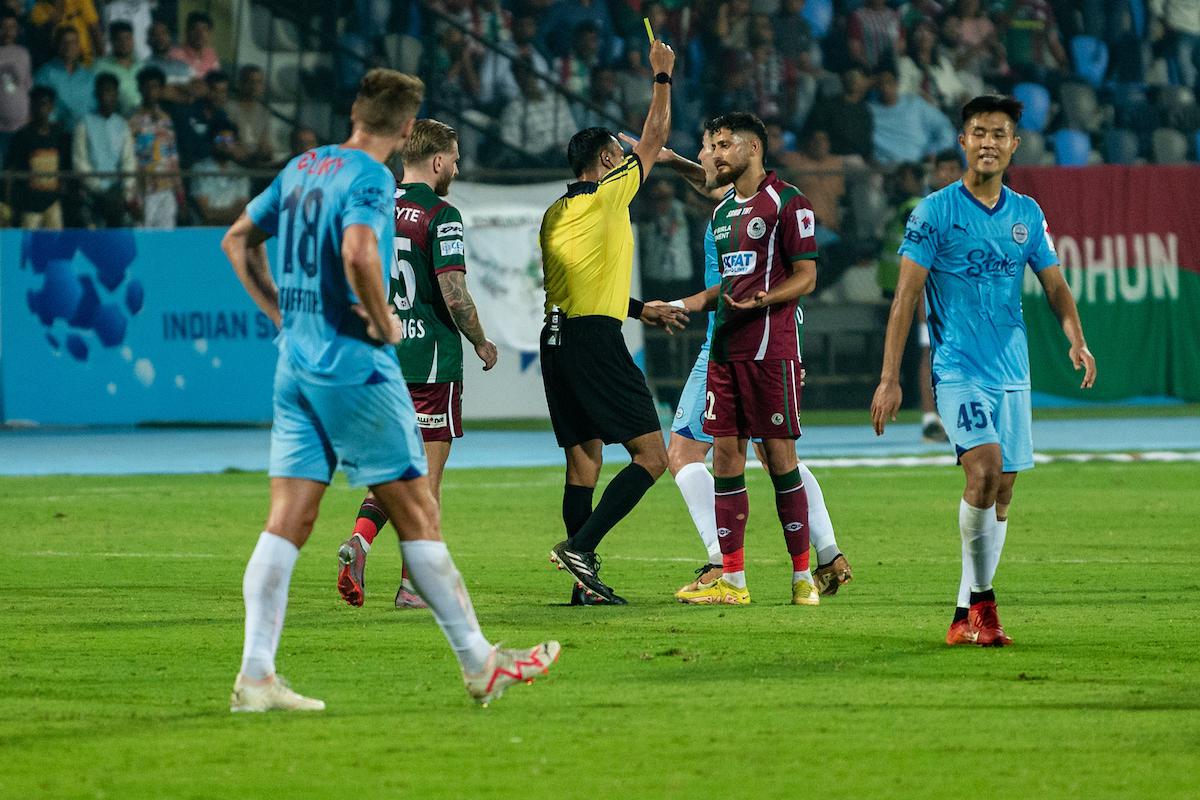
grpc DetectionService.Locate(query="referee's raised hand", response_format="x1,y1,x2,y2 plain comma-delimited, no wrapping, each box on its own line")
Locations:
649,38,675,77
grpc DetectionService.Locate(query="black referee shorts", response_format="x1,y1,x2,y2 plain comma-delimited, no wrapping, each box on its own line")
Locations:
540,315,661,449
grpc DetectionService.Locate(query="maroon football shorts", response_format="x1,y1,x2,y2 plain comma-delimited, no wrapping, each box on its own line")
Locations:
407,381,463,442
702,359,803,440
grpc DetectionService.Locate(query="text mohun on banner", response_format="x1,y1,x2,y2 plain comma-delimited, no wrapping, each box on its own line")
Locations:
1008,166,1200,403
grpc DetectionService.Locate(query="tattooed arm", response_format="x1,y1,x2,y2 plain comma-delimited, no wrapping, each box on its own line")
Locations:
437,270,498,370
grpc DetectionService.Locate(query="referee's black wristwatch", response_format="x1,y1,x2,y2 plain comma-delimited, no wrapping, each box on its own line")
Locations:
654,72,672,85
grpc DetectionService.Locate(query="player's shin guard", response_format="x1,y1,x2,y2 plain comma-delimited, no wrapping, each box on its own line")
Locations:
240,532,299,680
959,499,997,592
400,539,492,673
772,468,811,572
569,464,655,552
353,496,388,547
675,462,721,562
715,475,749,587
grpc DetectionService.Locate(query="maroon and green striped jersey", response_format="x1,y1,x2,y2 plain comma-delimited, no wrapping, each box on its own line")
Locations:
391,182,467,383
709,171,818,363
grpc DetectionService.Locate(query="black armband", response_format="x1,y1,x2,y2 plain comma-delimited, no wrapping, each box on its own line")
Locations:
628,297,645,319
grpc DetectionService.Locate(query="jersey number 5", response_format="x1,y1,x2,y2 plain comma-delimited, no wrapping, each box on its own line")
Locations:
392,237,417,312
281,187,323,278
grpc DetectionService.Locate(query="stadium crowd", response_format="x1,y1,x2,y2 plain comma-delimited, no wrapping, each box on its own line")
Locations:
0,0,1197,247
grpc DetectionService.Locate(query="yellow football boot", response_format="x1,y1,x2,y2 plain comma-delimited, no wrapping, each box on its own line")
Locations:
791,578,820,606
677,577,751,605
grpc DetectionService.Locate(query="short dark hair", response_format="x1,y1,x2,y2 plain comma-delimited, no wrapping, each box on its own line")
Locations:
30,85,56,105
109,20,133,37
566,126,617,177
205,69,230,87
52,24,78,49
704,111,769,152
186,11,213,30
94,72,119,95
961,94,1023,128
137,65,166,87
934,147,962,166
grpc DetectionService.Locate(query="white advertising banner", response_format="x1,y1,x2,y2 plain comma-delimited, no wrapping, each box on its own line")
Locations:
449,180,644,420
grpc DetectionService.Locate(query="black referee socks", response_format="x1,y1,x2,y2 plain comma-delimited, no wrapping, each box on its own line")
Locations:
568,464,656,552
562,484,595,537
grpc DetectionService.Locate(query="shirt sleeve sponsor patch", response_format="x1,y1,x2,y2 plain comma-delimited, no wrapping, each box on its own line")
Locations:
436,221,464,238
440,239,465,257
796,208,815,238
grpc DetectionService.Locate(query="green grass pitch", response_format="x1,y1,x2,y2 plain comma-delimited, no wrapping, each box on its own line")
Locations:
2,461,1198,799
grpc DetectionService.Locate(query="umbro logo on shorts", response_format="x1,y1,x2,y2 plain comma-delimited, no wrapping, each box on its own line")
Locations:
717,527,732,538
784,522,804,532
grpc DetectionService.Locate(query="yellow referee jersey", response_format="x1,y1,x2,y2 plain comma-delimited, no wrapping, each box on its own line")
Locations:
540,154,644,320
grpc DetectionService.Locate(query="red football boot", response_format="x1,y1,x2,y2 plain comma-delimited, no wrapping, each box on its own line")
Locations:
969,600,1014,647
945,617,979,645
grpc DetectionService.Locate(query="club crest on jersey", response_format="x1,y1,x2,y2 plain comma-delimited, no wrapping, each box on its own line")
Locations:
721,250,757,276
1012,222,1029,244
771,412,784,425
796,208,815,238
747,217,767,239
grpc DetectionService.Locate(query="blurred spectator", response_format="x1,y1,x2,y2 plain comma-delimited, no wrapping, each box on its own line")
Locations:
101,0,153,60
1153,0,1200,89
637,179,695,298
144,20,192,104
169,10,219,80
479,14,550,110
898,17,980,112
776,0,817,63
742,16,793,120
615,43,653,127
0,9,32,165
999,0,1068,87
5,84,69,228
848,0,904,70
577,65,623,128
931,146,962,189
806,68,874,160
538,0,614,60
34,25,94,131
191,126,249,226
176,69,236,168
868,67,957,165
497,58,575,164
764,118,803,171
94,20,140,114
714,0,752,50
283,126,317,164
554,21,601,98
791,128,845,236
944,0,1008,82
128,65,180,228
227,65,274,167
72,72,134,227
29,0,101,65
427,23,481,112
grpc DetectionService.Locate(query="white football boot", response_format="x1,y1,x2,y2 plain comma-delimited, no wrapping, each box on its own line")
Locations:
463,641,561,705
230,674,326,712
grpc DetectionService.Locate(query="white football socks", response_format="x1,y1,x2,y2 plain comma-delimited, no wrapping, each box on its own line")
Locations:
957,514,1010,607
723,570,747,589
799,463,840,565
792,569,814,585
674,462,722,563
959,499,998,594
240,531,299,680
400,539,492,674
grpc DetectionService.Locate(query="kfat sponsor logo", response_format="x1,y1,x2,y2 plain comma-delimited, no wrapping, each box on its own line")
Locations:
721,250,757,276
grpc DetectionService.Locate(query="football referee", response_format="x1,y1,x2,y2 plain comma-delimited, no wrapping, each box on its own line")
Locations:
542,37,682,605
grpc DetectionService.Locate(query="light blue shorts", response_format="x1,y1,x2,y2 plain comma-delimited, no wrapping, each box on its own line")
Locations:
671,347,713,444
269,354,428,487
934,380,1034,472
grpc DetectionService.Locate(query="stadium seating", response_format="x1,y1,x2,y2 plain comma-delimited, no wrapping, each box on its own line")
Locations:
1151,128,1189,163
1103,128,1141,164
1013,82,1051,133
1012,129,1048,166
1053,129,1091,166
1070,35,1109,89
1061,82,1105,133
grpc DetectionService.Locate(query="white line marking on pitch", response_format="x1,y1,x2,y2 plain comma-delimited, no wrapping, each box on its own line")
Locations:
30,551,218,559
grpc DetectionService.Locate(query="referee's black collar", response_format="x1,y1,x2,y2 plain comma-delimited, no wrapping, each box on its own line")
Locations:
564,181,598,197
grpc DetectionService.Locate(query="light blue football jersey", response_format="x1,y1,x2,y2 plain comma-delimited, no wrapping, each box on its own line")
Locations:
898,180,1058,390
700,222,719,350
246,145,398,385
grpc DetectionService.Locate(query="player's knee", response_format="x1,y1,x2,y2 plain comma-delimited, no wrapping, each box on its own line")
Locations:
637,450,668,480
666,445,692,476
964,463,1002,499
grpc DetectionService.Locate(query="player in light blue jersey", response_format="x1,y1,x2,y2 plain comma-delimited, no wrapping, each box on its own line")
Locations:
872,95,1097,647
220,70,558,712
628,129,852,601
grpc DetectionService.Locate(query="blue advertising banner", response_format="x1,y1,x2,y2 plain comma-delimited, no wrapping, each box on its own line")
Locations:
1,229,277,425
